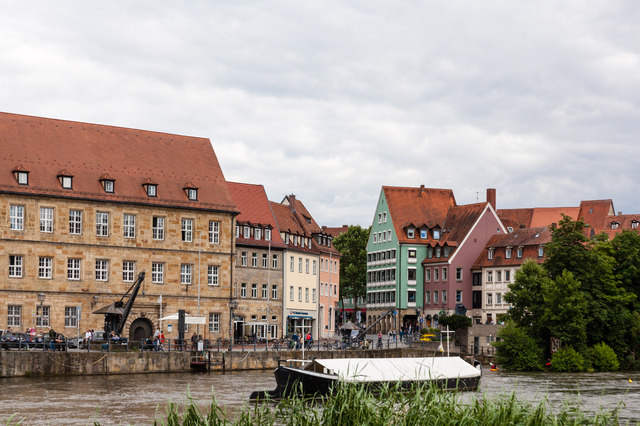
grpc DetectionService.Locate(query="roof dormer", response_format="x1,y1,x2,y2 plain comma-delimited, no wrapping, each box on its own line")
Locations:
183,182,199,201
12,165,29,186
142,178,158,197
57,169,73,189
99,174,115,193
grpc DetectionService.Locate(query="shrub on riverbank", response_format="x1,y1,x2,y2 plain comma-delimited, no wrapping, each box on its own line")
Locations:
551,346,586,372
589,342,619,371
146,381,620,425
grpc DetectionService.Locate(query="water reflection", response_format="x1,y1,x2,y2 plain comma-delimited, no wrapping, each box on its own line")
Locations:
1,369,639,424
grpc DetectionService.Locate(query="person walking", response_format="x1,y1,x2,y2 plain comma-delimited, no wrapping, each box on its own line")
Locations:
377,331,382,349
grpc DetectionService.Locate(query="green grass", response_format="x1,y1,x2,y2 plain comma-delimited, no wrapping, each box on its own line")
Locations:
143,381,625,426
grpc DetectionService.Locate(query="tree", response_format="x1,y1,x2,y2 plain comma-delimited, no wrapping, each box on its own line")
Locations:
494,322,544,371
437,314,472,330
333,225,370,319
611,230,640,311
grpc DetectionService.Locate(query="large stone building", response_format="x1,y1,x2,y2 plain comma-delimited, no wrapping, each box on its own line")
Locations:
0,113,238,342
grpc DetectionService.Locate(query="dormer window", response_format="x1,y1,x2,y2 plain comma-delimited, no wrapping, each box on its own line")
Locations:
183,182,199,201
611,222,619,229
505,247,512,259
255,228,261,240
433,229,440,239
420,229,427,239
632,221,639,230
104,180,114,193
13,166,29,185
57,170,73,189
265,229,272,241
517,247,523,258
538,246,544,258
407,228,415,238
243,226,251,238
444,246,450,257
488,248,494,260
142,178,158,197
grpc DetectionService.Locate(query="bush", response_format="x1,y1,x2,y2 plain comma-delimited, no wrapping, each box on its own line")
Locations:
551,346,585,372
438,314,472,330
494,323,544,371
589,342,619,371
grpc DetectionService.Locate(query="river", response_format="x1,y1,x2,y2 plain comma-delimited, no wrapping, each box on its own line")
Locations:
1,369,639,425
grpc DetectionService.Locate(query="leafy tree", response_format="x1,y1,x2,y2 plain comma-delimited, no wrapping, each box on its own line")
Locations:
494,323,544,371
611,230,640,311
437,314,472,330
333,225,370,317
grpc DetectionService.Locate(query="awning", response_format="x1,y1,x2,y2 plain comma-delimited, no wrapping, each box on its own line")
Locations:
160,313,206,325
288,315,312,319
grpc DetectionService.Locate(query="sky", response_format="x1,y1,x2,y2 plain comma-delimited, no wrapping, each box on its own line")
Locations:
2,1,640,227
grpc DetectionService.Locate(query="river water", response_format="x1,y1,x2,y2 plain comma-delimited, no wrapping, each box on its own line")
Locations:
1,369,639,425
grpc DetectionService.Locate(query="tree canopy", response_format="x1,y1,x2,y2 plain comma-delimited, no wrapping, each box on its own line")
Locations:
332,225,369,312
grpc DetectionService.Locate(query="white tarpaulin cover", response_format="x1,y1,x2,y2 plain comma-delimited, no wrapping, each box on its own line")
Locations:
160,313,206,325
310,357,480,383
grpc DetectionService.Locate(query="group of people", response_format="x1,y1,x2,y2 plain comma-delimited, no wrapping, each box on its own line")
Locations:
290,331,313,350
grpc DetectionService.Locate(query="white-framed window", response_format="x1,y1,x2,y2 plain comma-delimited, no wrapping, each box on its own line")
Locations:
241,283,247,298
272,284,278,300
408,249,417,259
496,270,502,282
262,253,268,268
17,171,28,185
209,313,220,332
152,262,164,284
152,217,164,240
420,229,427,239
103,180,114,193
181,264,192,284
486,271,493,283
425,291,431,304
9,255,23,278
373,233,378,243
96,259,109,281
65,306,78,328
407,228,414,238
487,293,493,305
243,226,251,238
123,261,135,282
290,285,294,301
488,248,494,260
262,284,268,299
633,221,640,230
505,269,511,282
209,221,220,244
272,254,279,269
69,210,82,235
434,268,439,281
255,228,261,240
208,265,219,286
538,246,544,258
298,286,302,302
407,290,416,303
181,219,193,242
434,290,439,303
505,247,512,259
378,213,382,224
433,229,440,239
39,257,53,279
40,207,54,233
265,229,271,241
442,267,448,280
96,212,109,237
123,214,136,238
304,288,309,302
456,290,462,303
298,258,302,273
442,290,447,303
517,247,523,258
312,288,316,303
252,253,258,267
388,230,392,241
289,256,294,272
61,176,73,189
241,252,247,267
36,305,50,327
146,184,157,197
67,258,81,280
8,305,21,327
456,267,463,281
425,268,431,282
187,188,198,201
313,260,317,275
496,293,502,304
383,212,387,222
10,205,24,231
251,283,258,298
305,259,309,274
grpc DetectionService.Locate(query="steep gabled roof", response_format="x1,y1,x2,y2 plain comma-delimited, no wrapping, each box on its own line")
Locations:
0,112,237,213
441,203,488,246
579,199,615,235
383,185,456,244
530,207,579,228
227,182,286,248
473,227,550,268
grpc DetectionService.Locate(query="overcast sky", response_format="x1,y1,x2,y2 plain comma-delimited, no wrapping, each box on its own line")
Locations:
2,2,639,227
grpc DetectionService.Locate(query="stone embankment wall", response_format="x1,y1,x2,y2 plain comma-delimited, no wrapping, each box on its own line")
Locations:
0,351,191,377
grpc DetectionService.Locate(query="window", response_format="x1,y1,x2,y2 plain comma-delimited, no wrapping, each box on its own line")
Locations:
407,268,417,281
122,214,136,238
488,249,494,260
152,263,164,284
69,210,82,235
243,226,251,238
67,258,81,280
209,221,220,244
61,176,73,189
456,267,463,281
486,271,493,283
241,252,247,266
10,205,24,230
96,212,109,237
434,268,439,281
103,180,114,193
487,293,493,305
442,267,448,280
65,306,78,328
39,257,53,279
312,288,316,303
456,290,462,303
378,213,382,224
408,249,417,259
538,246,544,258
36,305,50,327
208,265,219,286
496,270,502,282
517,247,523,259
40,207,54,233
265,229,271,241
146,184,157,197
251,283,257,298
435,247,441,258
289,256,294,272
496,293,502,304
388,230,392,241
272,285,278,299
8,305,21,327
305,259,309,274
289,286,294,301
442,290,447,303
187,188,198,201
433,229,440,239
96,260,109,281
17,171,28,185
505,269,511,282
298,287,302,302
408,290,416,303
123,261,135,282
407,228,414,238
181,264,192,284
305,288,310,302
313,260,317,275
152,217,164,240
505,247,512,259
209,313,220,332
425,291,431,304
434,291,439,303
9,255,23,278
241,283,247,298
298,258,302,273
262,284,268,298
383,212,387,222
633,221,639,230
254,228,261,240
251,253,258,267
272,254,279,269
181,219,193,242
262,253,268,268
420,229,427,238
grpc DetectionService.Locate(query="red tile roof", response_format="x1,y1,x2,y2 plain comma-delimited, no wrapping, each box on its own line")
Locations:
383,186,456,244
473,227,550,268
530,207,579,228
0,112,237,213
227,182,286,248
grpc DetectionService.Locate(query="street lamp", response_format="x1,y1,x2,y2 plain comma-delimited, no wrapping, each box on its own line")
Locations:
37,293,45,334
228,299,239,351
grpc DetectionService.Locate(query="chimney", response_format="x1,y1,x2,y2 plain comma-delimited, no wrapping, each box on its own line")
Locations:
486,188,496,210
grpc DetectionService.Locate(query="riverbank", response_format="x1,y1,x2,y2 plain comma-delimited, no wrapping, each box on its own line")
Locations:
0,346,487,377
